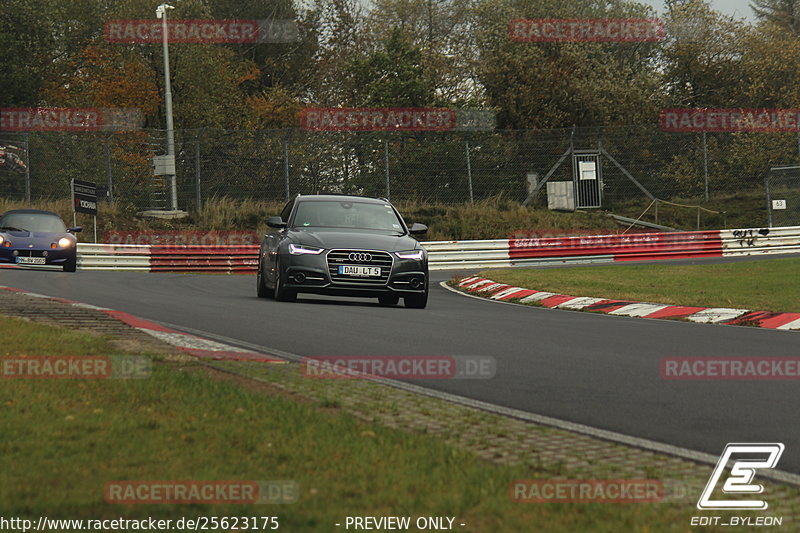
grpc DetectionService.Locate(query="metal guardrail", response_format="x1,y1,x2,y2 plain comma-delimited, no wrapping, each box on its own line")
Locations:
74,226,800,272
77,244,150,271
721,227,800,257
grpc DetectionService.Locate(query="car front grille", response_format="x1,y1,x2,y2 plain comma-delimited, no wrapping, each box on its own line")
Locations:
13,250,47,257
327,249,393,285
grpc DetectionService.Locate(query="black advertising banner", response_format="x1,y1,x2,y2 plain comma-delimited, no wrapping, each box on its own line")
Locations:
73,179,98,215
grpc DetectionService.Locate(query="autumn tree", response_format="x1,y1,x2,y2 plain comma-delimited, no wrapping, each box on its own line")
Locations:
660,0,750,108
41,44,159,114
349,27,435,106
751,0,800,33
472,0,665,129
365,0,481,106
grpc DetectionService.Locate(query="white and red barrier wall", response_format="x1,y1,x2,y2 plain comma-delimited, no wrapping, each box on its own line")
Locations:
72,226,800,273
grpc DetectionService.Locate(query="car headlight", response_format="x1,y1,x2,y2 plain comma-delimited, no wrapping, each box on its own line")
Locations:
58,237,73,248
395,250,424,260
0,235,4,245
288,243,324,255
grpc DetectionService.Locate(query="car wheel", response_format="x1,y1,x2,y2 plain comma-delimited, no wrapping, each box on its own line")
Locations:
274,258,297,302
256,259,273,298
404,290,428,309
63,254,77,273
378,294,400,306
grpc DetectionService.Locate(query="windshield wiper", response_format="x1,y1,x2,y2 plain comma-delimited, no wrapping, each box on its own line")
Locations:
0,226,28,232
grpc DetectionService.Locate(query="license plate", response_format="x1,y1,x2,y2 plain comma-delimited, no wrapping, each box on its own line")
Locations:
339,265,381,277
16,256,46,265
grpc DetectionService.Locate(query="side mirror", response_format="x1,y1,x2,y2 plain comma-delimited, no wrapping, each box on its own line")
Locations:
267,216,287,229
409,223,428,235
67,226,83,233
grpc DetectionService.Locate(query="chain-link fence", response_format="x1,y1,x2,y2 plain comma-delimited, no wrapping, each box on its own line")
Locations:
3,125,800,225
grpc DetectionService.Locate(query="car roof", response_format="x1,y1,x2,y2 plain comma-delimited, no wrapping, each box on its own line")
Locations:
1,209,63,218
295,194,388,204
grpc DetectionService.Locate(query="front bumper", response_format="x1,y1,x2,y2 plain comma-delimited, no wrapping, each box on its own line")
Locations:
279,250,428,297
0,247,75,265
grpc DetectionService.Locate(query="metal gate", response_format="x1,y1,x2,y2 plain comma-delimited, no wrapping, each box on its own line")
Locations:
766,165,800,227
572,151,603,209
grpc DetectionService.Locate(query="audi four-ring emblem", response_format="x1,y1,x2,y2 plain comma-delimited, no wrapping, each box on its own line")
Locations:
348,252,372,262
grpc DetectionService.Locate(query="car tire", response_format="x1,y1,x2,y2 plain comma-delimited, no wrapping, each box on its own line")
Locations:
63,254,77,272
274,258,297,302
378,294,400,306
404,290,428,309
256,259,273,298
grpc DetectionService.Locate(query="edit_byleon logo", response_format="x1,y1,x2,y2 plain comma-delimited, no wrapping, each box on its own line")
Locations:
697,443,785,510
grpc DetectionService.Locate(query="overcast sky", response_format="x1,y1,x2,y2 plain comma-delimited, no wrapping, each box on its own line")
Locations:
641,0,755,20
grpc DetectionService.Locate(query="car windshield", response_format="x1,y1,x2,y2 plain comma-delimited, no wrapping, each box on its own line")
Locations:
0,213,66,233
292,201,404,232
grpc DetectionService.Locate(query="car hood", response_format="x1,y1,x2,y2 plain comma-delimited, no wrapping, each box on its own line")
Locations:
2,231,72,246
288,229,421,252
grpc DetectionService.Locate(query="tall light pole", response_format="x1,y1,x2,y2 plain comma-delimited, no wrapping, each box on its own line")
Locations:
156,2,178,211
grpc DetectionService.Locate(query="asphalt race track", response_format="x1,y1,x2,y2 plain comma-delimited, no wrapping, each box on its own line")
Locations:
2,265,799,474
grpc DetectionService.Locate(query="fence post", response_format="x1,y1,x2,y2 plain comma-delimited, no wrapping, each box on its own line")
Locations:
283,132,290,201
703,132,709,202
384,137,390,200
195,129,203,212
465,139,474,203
765,176,773,228
23,133,31,202
105,133,114,205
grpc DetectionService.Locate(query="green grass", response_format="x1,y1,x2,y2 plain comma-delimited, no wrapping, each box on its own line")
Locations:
480,257,800,312
0,318,127,357
0,315,756,532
